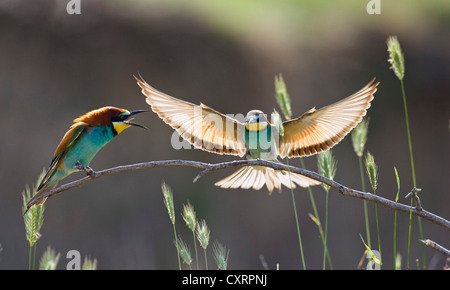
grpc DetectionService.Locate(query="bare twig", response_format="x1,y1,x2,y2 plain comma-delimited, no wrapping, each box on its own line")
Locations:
420,239,450,257
405,187,423,211
25,159,450,230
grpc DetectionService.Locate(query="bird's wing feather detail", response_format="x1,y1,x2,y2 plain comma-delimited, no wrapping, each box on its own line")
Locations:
135,76,246,157
37,122,87,191
214,166,320,193
278,78,379,158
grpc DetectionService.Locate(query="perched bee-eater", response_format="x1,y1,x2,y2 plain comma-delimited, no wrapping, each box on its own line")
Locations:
25,106,146,212
135,76,379,192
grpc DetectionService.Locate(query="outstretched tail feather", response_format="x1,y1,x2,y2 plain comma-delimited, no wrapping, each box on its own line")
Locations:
277,170,321,188
215,166,320,193
24,190,48,215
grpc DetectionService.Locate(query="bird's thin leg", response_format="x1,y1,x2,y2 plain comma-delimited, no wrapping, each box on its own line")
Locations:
75,161,96,177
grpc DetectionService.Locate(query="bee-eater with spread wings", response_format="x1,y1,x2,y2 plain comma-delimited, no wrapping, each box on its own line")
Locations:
135,76,378,193
25,106,146,212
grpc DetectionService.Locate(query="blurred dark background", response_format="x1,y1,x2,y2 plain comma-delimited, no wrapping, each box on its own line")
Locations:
0,0,449,269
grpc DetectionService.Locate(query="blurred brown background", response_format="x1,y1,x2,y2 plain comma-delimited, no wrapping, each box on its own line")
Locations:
0,0,449,269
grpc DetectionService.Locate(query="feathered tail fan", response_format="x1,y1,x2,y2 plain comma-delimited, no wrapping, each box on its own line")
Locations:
214,166,321,193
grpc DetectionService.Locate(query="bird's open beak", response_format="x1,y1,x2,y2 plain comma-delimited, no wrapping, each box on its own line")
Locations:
125,110,148,129
130,110,148,116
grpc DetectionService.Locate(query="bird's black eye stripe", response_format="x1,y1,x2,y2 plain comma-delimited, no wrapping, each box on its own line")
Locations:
111,114,129,122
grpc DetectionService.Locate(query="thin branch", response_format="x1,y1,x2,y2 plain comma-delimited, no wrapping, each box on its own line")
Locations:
26,160,207,208
26,159,450,231
420,239,450,257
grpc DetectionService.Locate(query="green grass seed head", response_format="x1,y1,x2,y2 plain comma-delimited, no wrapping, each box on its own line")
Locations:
213,241,229,270
365,152,379,192
182,201,197,232
162,182,175,224
274,74,292,120
317,149,337,192
196,219,210,250
387,36,405,80
351,118,369,157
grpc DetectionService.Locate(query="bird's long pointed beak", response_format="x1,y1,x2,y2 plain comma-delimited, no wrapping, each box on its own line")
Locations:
129,110,148,116
126,110,148,129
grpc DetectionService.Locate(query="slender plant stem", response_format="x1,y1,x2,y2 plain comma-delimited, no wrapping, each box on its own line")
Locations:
407,197,413,269
373,189,382,268
299,159,332,270
285,158,306,270
393,167,400,270
33,243,37,270
203,248,208,270
417,211,425,268
192,231,199,270
358,156,371,249
323,190,330,269
393,209,398,269
400,79,425,269
400,80,416,187
28,245,32,270
290,190,306,270
172,224,181,270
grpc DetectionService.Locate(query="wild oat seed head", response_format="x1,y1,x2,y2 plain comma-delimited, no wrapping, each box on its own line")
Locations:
213,241,229,270
182,202,197,232
22,170,46,247
351,118,369,157
387,36,405,80
39,246,61,270
196,219,210,250
176,237,192,266
317,149,337,192
82,256,98,270
162,182,175,224
274,74,292,120
365,152,378,192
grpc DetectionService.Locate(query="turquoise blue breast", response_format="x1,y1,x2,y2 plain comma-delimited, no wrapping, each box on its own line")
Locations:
63,125,116,171
245,126,273,158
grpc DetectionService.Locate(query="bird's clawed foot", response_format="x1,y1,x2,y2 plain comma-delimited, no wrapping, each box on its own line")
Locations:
75,161,96,177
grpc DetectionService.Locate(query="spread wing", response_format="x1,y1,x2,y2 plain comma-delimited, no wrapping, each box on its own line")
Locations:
135,75,246,157
278,78,379,158
37,122,87,191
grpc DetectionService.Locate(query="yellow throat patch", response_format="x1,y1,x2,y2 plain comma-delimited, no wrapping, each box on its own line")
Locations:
245,122,268,132
113,122,131,135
